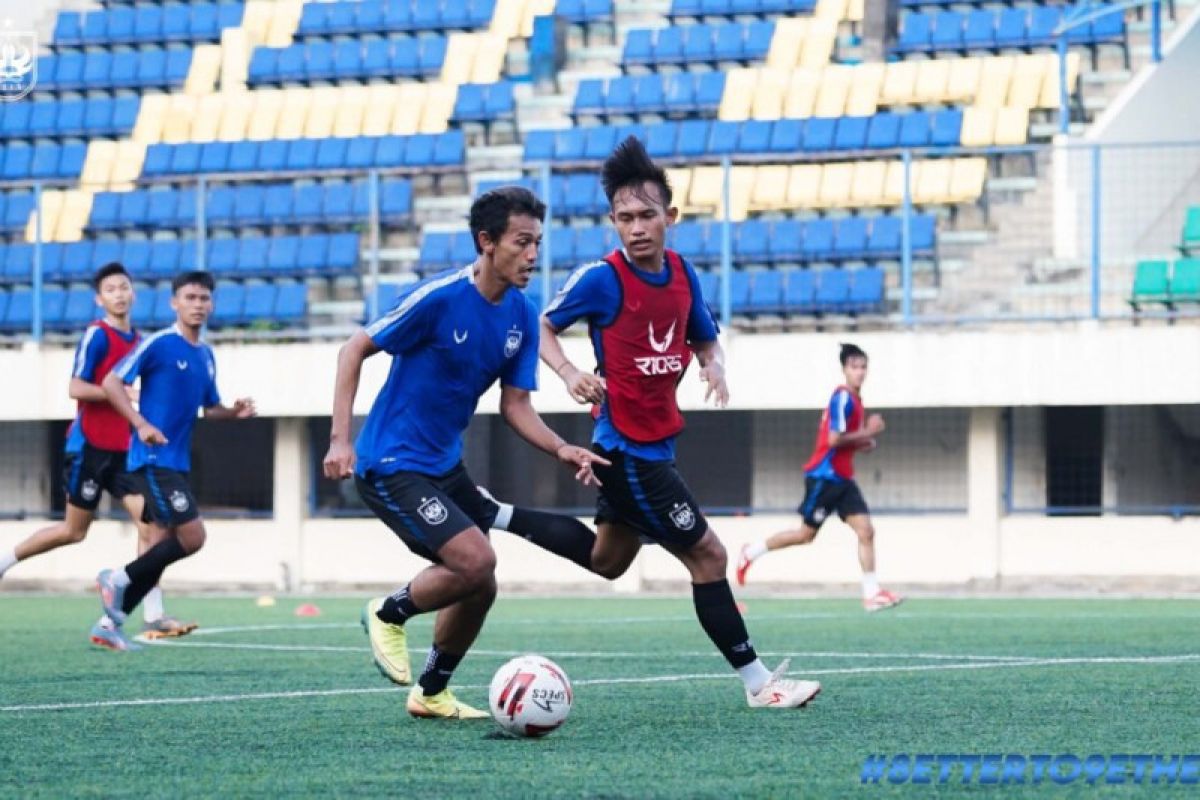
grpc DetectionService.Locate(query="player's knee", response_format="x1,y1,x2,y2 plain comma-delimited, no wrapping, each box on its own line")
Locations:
61,524,89,544
457,551,497,590
796,527,818,545
593,558,628,581
179,526,206,555
856,524,875,543
694,533,728,574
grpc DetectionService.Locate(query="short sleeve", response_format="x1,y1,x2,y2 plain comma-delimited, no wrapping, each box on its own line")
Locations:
115,335,156,385
543,262,621,331
828,389,853,434
499,299,540,391
364,282,440,355
683,262,719,343
203,347,221,408
72,326,109,381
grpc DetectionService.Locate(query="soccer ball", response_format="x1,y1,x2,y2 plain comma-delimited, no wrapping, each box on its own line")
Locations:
488,655,573,738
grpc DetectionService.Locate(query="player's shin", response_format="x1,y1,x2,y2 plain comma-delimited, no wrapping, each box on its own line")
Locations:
692,579,771,692
503,507,598,572
121,537,188,614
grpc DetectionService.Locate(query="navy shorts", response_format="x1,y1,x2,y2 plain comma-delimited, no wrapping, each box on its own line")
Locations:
797,476,869,530
590,445,708,550
63,443,138,511
356,462,497,562
137,467,200,527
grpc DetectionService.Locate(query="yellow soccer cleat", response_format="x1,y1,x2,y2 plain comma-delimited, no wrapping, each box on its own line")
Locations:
406,686,489,720
141,617,199,640
361,597,411,685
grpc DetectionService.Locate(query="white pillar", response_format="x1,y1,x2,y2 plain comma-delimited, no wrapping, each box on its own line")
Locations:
272,417,308,591
967,407,1003,581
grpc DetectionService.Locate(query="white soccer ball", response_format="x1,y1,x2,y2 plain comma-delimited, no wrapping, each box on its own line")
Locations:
488,655,573,738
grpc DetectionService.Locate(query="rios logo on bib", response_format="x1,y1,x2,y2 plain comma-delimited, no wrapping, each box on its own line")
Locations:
635,320,683,376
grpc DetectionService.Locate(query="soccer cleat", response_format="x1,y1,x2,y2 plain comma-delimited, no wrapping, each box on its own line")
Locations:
735,544,753,587
863,589,904,613
746,659,821,709
141,617,199,639
361,598,411,685
89,623,142,652
406,686,489,720
96,569,128,626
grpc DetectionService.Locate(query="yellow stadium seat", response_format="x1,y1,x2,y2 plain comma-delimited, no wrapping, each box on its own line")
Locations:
362,85,399,137
960,106,997,148
304,87,339,138
190,94,226,143
783,68,821,118
816,161,854,208
246,88,284,140
471,33,508,84
489,0,524,39
975,56,1014,108
880,61,917,106
217,92,253,141
914,158,952,204
420,82,458,134
333,86,368,138
786,164,822,209
161,94,198,143
750,68,787,121
799,18,837,68
913,58,951,105
687,167,724,213
240,0,275,45
392,83,427,135
1038,51,1080,109
441,34,480,85
847,0,865,23
945,57,983,104
109,141,147,187
813,65,852,118
185,44,222,95
850,160,887,207
54,190,93,242
1007,55,1044,110
275,88,311,140
26,190,63,243
718,68,758,121
219,28,251,91
993,106,1029,146
845,62,883,117
766,17,807,71
815,0,849,22
882,160,909,207
749,165,790,211
80,141,117,187
666,168,691,208
721,166,754,221
131,93,169,143
948,157,987,203
265,0,304,48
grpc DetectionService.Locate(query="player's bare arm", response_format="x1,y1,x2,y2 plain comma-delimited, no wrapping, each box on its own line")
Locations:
324,329,379,479
204,398,258,420
692,339,729,407
828,414,885,448
68,377,109,402
498,386,609,487
540,316,606,405
101,370,165,445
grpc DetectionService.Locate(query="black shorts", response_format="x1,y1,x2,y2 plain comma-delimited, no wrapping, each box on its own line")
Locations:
63,443,138,511
797,476,869,530
137,466,200,527
356,462,498,562
590,445,708,550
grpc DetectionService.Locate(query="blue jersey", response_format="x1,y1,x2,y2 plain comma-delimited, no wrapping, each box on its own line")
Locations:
115,325,221,473
65,322,138,454
355,266,540,477
544,252,718,461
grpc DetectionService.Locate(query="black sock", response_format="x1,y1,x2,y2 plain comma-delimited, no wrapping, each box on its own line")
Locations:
378,584,422,626
417,646,465,695
122,537,188,615
692,579,758,668
506,507,597,572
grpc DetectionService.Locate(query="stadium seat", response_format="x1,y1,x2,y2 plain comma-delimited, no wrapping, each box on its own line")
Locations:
847,267,885,313
1179,207,1200,255
274,281,307,324
815,268,851,312
210,281,244,329
1129,259,1170,309
1171,259,1200,305
747,270,784,314
833,217,869,260
783,268,816,314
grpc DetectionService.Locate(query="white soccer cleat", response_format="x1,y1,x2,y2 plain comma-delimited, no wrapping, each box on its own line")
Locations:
863,589,904,613
746,659,821,709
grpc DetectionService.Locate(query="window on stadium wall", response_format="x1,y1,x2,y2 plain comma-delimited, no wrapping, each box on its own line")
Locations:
1008,406,1200,516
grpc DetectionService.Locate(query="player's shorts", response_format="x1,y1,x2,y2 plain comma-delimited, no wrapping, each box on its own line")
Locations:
797,476,869,530
356,462,498,563
137,466,200,527
63,443,138,511
590,445,708,550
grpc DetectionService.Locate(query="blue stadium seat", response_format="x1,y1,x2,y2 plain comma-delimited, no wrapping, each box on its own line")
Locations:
109,8,136,43
784,269,816,314
118,191,150,228
208,238,238,276
815,268,851,312
120,239,152,275
82,52,112,88
30,143,61,179
737,220,770,262
390,38,419,77
623,28,654,66
419,231,453,271
54,12,83,46
162,4,191,41
286,139,319,172
63,287,97,329
432,130,465,166
333,40,363,78
769,119,804,153
210,282,244,328
306,41,335,81
2,191,32,228
470,0,498,27
148,240,182,280
1029,6,1061,47
89,193,120,230
930,11,965,51
28,102,57,138
747,270,784,314
112,96,140,134
671,221,706,263
42,243,66,284
55,52,85,90
399,134,430,167
166,50,192,87
663,73,695,114
316,138,349,170
898,110,932,148
110,52,139,88
267,236,301,276
654,26,685,66
834,116,869,151
238,237,270,276
297,3,329,36
963,9,996,50
380,179,412,220
138,48,168,87
450,231,478,265
685,23,716,63
322,182,355,224
554,129,586,162
289,183,321,225
803,118,836,153
0,100,30,138
584,126,618,161
550,226,575,267
4,243,32,283
418,37,448,76
575,79,605,117
524,130,554,162
135,7,163,42
695,269,718,306
866,215,901,258
911,213,936,254
60,242,93,283
234,185,266,226
262,184,294,224
327,233,360,274
452,83,487,122
413,1,442,30
745,21,774,59
866,112,901,149
737,120,772,154
41,286,68,332
59,143,86,178
362,37,391,78
728,270,752,315
695,72,726,112
995,8,1028,48
82,10,109,45
930,108,963,146
1091,8,1126,43
707,120,739,156
833,216,869,260
248,47,278,83
1,288,31,334
228,140,259,172
274,281,307,323
576,226,610,259
677,120,710,158
847,267,885,313
802,218,835,261
634,74,666,115
606,75,636,116
897,13,931,52
363,283,403,321
293,234,327,274
770,219,804,263
346,136,378,169
169,142,201,175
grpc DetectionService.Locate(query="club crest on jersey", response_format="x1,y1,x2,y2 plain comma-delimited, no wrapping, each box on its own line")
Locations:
812,507,828,523
80,480,99,501
504,328,523,359
669,502,696,531
418,497,448,526
169,491,190,513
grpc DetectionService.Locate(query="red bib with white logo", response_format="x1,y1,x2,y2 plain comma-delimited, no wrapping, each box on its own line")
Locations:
595,248,693,444
79,321,140,452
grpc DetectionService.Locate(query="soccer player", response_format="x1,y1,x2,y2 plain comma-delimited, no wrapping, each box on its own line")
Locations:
497,137,821,708
322,187,604,720
736,343,903,612
0,263,193,639
92,271,257,650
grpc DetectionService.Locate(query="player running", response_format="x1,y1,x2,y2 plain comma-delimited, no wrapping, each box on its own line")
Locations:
92,271,257,650
0,263,193,640
322,187,603,720
736,343,903,612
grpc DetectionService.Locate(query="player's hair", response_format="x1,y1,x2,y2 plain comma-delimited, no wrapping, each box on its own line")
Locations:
172,270,215,294
468,185,547,254
601,135,672,209
93,262,131,291
840,342,868,365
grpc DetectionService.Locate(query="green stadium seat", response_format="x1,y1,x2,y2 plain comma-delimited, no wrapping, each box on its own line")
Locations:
1128,259,1169,310
1179,207,1200,255
1170,258,1200,304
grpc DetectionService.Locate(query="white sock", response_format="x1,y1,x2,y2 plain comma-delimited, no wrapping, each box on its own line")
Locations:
743,541,768,562
737,659,773,695
143,587,165,622
493,501,514,531
98,615,116,630
113,568,132,588
0,546,17,577
862,572,880,599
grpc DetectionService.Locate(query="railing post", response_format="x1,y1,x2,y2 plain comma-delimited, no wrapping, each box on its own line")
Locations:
1151,0,1162,63
540,162,553,309
901,150,913,324
367,169,381,321
32,181,43,343
1090,144,1102,319
196,175,207,272
719,154,732,328
1057,35,1070,136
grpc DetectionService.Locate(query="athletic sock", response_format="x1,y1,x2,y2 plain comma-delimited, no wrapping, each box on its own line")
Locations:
692,579,759,669
492,499,514,530
143,587,165,622
743,541,768,562
417,646,465,696
504,507,597,572
122,538,187,615
377,585,422,626
0,546,17,577
98,615,116,630
737,660,774,695
862,572,880,599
